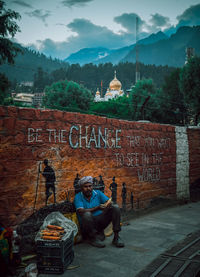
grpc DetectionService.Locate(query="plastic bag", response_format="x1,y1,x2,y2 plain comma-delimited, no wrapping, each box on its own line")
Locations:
25,263,38,277
35,211,78,242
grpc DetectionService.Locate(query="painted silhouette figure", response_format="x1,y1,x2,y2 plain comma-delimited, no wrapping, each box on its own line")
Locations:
93,177,98,190
130,191,134,209
121,183,127,211
73,173,80,194
109,176,118,204
98,175,105,192
42,159,56,205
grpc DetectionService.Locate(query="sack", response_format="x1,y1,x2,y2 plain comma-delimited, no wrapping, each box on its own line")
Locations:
63,212,81,243
35,211,78,242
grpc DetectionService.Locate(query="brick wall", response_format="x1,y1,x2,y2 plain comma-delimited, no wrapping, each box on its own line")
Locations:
188,127,200,185
0,106,199,227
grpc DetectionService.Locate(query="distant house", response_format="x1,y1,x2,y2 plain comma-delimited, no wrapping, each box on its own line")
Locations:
19,81,34,87
13,93,34,106
33,92,45,107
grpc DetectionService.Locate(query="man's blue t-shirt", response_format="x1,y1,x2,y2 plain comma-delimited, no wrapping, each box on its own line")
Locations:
74,190,109,217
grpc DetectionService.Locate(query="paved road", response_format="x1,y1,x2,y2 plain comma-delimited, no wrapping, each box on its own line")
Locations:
38,201,200,277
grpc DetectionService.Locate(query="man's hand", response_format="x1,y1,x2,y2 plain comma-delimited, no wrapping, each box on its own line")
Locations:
99,198,112,209
77,205,100,215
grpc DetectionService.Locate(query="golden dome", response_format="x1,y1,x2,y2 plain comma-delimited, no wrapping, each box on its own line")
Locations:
109,71,122,91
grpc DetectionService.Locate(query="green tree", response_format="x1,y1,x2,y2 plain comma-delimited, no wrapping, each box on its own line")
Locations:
0,73,10,104
50,67,68,82
0,0,21,65
34,67,52,92
130,79,160,121
90,96,131,120
0,0,21,104
179,56,200,125
67,64,81,83
43,80,93,111
160,68,187,125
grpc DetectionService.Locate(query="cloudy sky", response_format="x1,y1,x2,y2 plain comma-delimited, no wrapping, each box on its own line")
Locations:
5,0,200,60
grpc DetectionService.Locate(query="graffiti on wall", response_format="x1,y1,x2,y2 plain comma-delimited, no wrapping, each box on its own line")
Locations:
115,135,171,183
28,126,121,149
28,126,172,184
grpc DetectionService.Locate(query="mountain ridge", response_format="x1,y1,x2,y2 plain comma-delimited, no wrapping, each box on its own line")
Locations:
64,31,168,65
1,26,199,83
122,26,200,67
64,26,200,67
0,43,69,82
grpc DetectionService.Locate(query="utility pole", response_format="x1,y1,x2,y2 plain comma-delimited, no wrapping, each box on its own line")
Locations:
126,16,140,95
101,80,103,98
135,17,140,84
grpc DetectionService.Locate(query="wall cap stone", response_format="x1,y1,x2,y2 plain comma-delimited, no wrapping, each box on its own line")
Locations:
188,126,200,129
137,120,151,123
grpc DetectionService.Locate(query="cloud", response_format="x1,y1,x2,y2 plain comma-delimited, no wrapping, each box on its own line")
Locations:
34,39,70,59
25,9,51,26
67,18,115,36
35,18,137,60
28,4,200,61
114,13,145,34
66,18,133,47
114,12,168,40
145,13,171,33
12,0,33,8
165,4,200,37
56,23,66,26
149,13,170,28
61,0,93,7
176,4,200,28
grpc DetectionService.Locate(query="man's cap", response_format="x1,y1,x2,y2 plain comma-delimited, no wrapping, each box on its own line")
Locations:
78,176,93,186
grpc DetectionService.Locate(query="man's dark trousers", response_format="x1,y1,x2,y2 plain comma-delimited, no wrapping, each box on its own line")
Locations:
80,204,121,240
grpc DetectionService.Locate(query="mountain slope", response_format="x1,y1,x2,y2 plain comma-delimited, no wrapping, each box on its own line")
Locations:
65,47,112,65
93,45,133,65
0,44,69,82
64,31,168,65
94,31,168,65
122,26,200,67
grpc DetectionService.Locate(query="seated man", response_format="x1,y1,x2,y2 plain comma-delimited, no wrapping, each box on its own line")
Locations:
74,176,124,248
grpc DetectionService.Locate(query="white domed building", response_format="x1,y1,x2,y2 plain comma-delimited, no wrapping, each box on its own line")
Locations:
94,71,124,102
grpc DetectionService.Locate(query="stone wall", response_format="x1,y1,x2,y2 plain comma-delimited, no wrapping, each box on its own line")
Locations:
175,127,189,199
0,106,200,227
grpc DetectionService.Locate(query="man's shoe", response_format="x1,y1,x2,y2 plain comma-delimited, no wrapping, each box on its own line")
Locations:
89,238,105,248
112,236,124,248
97,231,105,241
